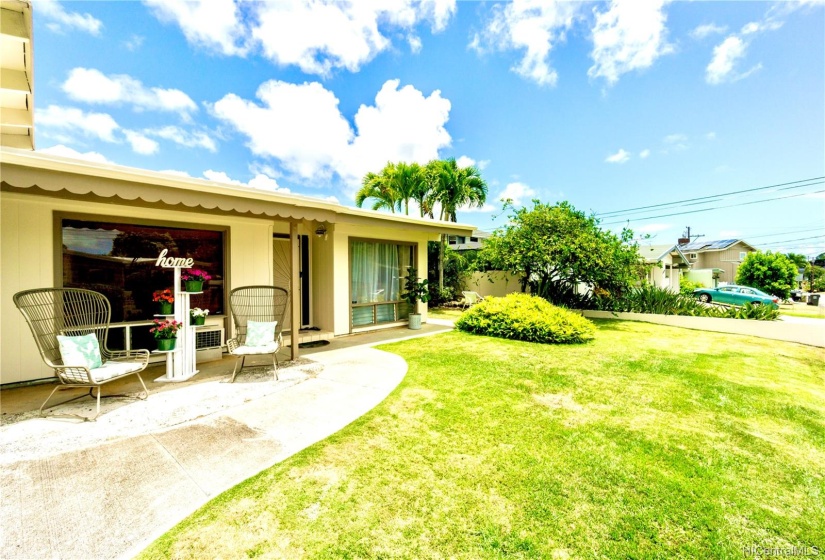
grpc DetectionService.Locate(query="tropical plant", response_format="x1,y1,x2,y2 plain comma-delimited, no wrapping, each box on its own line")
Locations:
735,251,797,299
403,268,431,313
679,279,704,296
426,241,472,305
427,158,488,289
149,319,182,339
456,293,596,344
355,162,428,216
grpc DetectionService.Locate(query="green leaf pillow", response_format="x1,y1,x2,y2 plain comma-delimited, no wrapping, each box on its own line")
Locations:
57,333,103,369
246,321,277,347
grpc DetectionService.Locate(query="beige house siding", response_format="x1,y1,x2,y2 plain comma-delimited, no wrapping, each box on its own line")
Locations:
693,242,753,283
0,192,279,384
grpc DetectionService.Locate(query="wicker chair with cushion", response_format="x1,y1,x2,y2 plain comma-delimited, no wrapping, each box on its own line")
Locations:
461,291,485,309
226,286,289,383
13,288,150,421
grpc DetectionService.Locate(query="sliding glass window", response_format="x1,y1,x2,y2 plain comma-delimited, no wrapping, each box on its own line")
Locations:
350,241,413,328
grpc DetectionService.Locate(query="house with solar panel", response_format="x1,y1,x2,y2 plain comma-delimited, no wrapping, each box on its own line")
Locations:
678,239,757,287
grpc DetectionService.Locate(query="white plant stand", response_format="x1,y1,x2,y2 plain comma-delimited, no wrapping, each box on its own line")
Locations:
154,266,200,383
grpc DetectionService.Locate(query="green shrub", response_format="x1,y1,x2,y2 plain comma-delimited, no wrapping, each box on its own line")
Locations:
455,293,596,344
718,302,780,321
679,279,704,296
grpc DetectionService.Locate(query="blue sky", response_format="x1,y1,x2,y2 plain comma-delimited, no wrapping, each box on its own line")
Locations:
32,0,825,257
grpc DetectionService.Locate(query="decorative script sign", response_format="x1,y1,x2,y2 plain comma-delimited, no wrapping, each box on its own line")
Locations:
155,249,194,268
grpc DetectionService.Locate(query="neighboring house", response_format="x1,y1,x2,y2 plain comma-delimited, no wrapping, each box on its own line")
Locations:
638,244,691,292
447,229,490,251
678,239,756,285
0,6,475,385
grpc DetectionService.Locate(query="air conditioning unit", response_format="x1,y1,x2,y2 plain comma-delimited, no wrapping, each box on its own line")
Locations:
195,325,224,362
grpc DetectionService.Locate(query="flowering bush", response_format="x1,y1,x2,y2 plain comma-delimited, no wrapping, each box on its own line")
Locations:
149,319,182,339
152,289,175,304
181,269,212,282
191,308,210,318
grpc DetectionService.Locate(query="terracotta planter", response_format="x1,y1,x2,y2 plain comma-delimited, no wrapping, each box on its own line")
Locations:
157,301,173,315
184,280,204,292
156,338,176,351
191,315,206,326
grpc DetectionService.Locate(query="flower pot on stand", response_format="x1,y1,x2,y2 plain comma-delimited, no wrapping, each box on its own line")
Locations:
184,280,203,292
157,301,173,315
157,338,176,352
191,315,206,326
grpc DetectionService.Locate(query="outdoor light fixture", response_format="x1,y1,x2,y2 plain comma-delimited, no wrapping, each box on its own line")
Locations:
315,224,328,240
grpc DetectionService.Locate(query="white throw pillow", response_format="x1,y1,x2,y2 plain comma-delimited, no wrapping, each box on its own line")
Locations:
57,333,103,369
246,320,277,347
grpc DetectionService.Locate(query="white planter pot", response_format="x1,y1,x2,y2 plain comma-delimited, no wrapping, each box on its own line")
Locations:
408,313,422,330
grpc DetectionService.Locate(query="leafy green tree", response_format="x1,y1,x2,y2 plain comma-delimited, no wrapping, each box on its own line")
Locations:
735,251,797,299
355,162,428,216
355,165,400,213
479,201,642,305
426,241,472,305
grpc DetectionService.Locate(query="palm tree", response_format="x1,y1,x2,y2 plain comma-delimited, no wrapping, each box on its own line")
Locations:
355,166,399,213
428,158,488,289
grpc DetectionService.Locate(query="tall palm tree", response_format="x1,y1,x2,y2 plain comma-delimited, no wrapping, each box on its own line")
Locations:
429,158,488,288
356,162,428,216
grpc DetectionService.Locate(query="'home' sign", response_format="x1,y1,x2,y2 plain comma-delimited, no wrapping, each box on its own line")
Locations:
155,249,194,268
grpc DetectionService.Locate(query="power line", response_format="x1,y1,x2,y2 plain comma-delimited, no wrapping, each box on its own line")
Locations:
596,176,824,217
758,234,825,247
602,188,825,225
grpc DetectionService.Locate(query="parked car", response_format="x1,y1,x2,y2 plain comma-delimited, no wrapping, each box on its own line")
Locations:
693,285,780,309
790,289,804,301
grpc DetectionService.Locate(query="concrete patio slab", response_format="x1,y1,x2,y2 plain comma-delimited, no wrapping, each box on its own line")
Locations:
0,323,452,560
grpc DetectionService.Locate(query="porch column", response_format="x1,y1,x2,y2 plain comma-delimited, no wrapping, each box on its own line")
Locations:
290,221,300,361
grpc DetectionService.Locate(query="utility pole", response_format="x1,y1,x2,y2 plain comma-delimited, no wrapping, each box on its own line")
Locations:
678,226,704,245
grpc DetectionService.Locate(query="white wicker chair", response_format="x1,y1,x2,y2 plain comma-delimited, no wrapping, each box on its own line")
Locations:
461,291,485,309
226,286,289,382
13,288,150,421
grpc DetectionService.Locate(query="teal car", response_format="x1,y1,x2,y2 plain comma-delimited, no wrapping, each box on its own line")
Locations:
693,285,779,308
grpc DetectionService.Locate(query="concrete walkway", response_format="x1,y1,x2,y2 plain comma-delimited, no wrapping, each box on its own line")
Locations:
0,324,451,560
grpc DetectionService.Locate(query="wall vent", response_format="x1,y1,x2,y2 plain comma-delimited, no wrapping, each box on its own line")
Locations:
195,326,224,349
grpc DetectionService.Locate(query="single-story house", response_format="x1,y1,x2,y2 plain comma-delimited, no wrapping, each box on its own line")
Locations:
447,229,491,251
638,244,691,292
0,149,474,385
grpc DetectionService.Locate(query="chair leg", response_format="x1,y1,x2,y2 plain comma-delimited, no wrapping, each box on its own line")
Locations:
230,355,245,383
272,353,279,381
134,373,149,400
40,386,94,420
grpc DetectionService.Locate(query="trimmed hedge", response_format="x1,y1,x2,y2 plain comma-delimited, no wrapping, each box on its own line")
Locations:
455,293,596,344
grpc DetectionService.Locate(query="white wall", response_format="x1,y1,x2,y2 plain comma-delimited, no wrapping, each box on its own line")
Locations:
1,192,275,384
464,271,522,298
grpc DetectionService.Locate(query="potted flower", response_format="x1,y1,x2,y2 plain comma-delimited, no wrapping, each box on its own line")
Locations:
149,319,182,351
190,307,209,326
403,268,430,330
152,289,175,315
181,269,211,292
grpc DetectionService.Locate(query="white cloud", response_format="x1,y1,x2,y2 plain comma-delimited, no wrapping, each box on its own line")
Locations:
143,0,250,56
124,35,145,51
706,36,749,84
39,0,103,35
706,132,717,140
740,20,783,36
62,68,198,114
144,126,217,152
158,169,192,177
473,0,580,86
588,0,674,85
498,181,536,206
455,156,490,171
37,105,120,143
664,133,687,144
605,148,630,164
145,0,455,76
203,170,290,193
124,130,160,155
212,79,451,186
690,23,727,40
37,144,112,164
639,149,650,159
408,35,423,53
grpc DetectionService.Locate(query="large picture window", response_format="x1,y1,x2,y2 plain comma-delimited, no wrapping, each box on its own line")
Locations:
350,240,414,328
60,218,225,328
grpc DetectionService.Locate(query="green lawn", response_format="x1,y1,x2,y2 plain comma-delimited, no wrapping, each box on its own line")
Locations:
141,320,825,559
780,303,825,319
